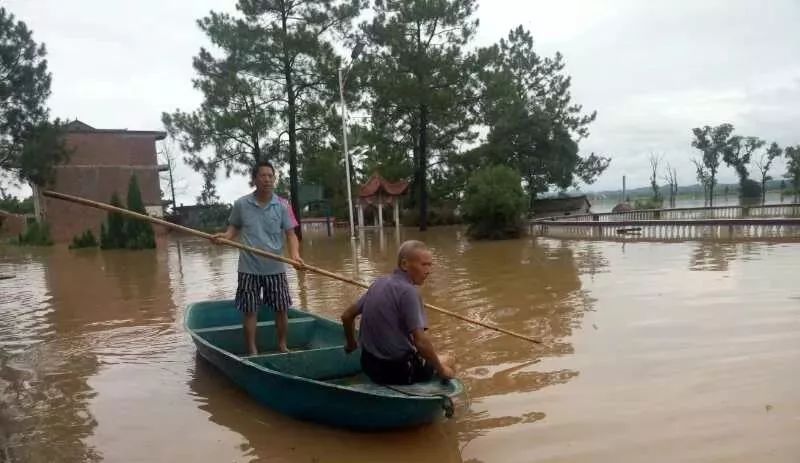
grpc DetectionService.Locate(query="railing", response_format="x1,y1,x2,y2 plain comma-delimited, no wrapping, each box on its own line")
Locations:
532,203,800,223
530,218,800,241
529,203,800,241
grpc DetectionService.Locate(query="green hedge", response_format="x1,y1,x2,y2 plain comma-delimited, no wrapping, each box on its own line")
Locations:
462,165,526,240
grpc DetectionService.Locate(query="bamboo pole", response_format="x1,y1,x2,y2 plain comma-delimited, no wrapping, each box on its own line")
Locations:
43,190,542,345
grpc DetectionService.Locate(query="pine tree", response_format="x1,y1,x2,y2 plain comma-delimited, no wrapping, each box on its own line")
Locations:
474,26,607,204
100,192,126,249
163,0,362,239
362,0,479,230
124,174,155,249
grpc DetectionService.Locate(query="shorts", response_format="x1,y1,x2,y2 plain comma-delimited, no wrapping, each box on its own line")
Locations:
361,348,435,385
234,272,292,313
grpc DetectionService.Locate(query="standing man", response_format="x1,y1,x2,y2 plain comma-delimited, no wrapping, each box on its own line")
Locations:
213,161,304,355
340,240,455,384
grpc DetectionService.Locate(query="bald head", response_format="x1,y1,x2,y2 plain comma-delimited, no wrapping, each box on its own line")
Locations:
397,240,433,285
397,240,428,267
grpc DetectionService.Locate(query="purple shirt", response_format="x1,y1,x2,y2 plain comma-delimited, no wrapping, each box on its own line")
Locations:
356,269,427,360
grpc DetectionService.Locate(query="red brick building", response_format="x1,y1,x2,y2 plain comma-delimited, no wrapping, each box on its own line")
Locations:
33,120,167,243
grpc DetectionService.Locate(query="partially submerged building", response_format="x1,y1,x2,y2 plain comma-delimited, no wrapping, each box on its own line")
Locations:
33,120,167,243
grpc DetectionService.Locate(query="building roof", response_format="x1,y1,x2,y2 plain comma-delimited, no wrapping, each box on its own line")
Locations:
358,173,409,198
65,119,166,140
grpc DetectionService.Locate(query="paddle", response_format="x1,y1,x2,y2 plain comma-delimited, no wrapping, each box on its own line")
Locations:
42,189,543,345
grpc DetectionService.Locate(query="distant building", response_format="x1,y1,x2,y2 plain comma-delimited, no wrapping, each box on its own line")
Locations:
171,203,232,231
33,120,167,243
530,194,592,219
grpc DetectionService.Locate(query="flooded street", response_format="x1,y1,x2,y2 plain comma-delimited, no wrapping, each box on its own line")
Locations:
1,227,799,462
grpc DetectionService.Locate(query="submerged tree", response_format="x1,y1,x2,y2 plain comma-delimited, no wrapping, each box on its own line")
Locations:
723,134,764,199
691,123,736,206
462,165,526,240
785,145,800,203
753,142,783,205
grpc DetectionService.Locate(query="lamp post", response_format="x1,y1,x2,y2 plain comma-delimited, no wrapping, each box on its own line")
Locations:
339,41,364,241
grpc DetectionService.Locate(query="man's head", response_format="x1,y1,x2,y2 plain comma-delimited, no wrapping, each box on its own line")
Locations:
251,161,276,193
397,240,433,285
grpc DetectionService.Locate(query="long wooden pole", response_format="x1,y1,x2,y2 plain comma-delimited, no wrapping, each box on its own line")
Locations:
42,190,542,345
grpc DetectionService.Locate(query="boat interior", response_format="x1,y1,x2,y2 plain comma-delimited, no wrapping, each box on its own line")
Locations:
186,300,460,396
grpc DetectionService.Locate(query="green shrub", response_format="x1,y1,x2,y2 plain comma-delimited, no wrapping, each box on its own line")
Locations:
633,198,663,210
100,192,126,249
739,179,761,199
69,229,98,249
100,175,155,250
462,165,526,240
18,221,53,246
123,175,155,249
400,203,462,227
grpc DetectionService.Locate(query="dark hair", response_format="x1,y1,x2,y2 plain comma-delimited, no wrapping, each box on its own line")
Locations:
251,160,275,179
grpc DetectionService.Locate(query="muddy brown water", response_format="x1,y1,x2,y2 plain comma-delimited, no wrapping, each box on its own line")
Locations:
1,227,798,462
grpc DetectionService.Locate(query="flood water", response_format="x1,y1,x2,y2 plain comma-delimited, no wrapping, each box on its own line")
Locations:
1,227,799,462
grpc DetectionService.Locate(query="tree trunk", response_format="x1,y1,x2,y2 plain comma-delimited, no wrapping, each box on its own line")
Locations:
409,118,420,211
168,158,177,212
418,103,429,231
282,10,302,241
709,175,715,207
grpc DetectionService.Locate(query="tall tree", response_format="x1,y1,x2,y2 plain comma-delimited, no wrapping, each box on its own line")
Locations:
163,0,362,237
785,145,800,203
723,134,764,199
362,0,478,230
475,26,608,206
0,7,69,188
691,123,735,207
0,7,49,144
691,158,711,206
648,153,662,203
157,139,187,213
753,142,782,205
663,162,678,208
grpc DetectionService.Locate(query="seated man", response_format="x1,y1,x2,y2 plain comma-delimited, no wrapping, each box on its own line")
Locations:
341,240,455,385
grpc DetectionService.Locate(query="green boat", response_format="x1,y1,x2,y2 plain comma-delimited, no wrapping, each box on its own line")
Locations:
184,299,464,430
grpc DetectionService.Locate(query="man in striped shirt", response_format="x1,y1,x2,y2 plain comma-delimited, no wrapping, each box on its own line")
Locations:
213,161,304,355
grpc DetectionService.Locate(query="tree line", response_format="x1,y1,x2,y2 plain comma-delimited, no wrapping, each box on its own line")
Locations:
689,123,799,206
161,0,610,233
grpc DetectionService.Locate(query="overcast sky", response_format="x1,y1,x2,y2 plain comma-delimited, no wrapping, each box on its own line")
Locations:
5,0,799,203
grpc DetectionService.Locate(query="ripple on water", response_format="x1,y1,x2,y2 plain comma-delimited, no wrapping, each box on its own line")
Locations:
0,263,54,355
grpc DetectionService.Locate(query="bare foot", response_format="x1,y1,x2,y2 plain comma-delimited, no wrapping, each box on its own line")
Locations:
278,344,290,353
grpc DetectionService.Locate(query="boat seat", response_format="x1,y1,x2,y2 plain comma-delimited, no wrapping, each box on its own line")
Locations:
193,316,316,334
244,345,362,380
193,317,318,355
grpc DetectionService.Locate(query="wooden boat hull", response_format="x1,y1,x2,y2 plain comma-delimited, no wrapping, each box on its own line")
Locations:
185,300,464,430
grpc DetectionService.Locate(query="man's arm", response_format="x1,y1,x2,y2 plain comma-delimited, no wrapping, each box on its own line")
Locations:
285,229,304,267
213,200,241,243
411,329,454,379
400,289,454,379
212,225,239,243
341,302,360,353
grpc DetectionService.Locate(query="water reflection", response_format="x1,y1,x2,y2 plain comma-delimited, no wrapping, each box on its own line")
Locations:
3,226,799,462
689,241,752,272
0,247,108,462
188,354,464,463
